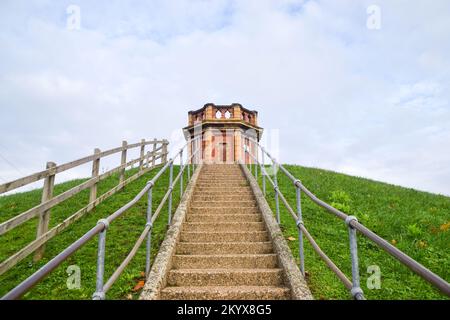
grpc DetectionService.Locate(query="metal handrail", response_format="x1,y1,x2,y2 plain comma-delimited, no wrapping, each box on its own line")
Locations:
242,136,450,299
2,137,201,300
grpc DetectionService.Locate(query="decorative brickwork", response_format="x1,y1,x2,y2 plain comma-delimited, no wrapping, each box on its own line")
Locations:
184,103,263,164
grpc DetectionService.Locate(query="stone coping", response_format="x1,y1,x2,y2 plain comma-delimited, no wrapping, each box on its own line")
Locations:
239,163,313,300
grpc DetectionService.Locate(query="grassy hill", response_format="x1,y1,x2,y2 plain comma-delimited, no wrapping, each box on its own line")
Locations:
0,164,448,300
0,166,188,300
257,165,449,300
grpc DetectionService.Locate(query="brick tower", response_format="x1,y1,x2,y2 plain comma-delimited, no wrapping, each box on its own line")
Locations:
183,103,263,164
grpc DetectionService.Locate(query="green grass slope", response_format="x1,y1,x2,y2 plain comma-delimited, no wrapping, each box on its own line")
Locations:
0,165,188,300
256,165,449,300
0,164,448,300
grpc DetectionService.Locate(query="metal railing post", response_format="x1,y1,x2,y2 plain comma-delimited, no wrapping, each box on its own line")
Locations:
295,182,305,276
145,185,153,276
251,143,254,174
187,153,191,181
273,162,280,224
180,150,184,197
254,143,258,178
93,219,109,300
346,216,365,300
168,160,173,225
262,151,266,196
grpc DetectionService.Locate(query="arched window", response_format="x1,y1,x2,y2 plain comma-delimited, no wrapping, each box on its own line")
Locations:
224,110,231,119
215,110,222,119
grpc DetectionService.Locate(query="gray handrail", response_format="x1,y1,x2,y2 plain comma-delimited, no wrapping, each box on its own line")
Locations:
243,136,450,299
2,136,201,300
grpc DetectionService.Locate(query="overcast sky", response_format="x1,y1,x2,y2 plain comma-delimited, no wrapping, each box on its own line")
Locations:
0,0,449,195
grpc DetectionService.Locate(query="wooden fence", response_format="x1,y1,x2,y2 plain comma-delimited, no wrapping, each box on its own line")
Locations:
0,138,169,276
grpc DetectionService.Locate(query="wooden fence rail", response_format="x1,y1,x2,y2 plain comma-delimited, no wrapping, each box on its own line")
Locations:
0,138,169,276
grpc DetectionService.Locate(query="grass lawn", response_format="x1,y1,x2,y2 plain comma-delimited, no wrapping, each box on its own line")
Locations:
1,163,448,300
0,165,189,300
255,164,449,300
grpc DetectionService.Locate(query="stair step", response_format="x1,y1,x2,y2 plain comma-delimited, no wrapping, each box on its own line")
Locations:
202,168,242,170
197,176,243,180
173,254,278,269
176,242,273,255
193,191,254,197
193,195,254,201
167,268,284,286
183,222,265,232
198,178,243,181
180,231,269,243
186,214,261,223
189,207,259,215
160,286,290,300
201,172,243,175
190,201,256,207
152,164,295,301
197,182,248,186
200,172,244,174
195,187,252,192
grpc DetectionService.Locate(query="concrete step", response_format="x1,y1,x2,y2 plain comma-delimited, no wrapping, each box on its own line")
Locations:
198,177,243,181
180,231,269,243
189,207,259,215
195,187,252,192
160,286,291,300
176,242,273,255
193,190,254,197
183,222,266,232
198,175,243,179
190,200,256,207
197,175,244,180
200,173,243,176
196,182,249,187
197,177,246,181
173,254,278,269
202,165,242,173
201,171,243,174
186,214,261,223
150,164,297,301
192,195,254,201
167,268,284,287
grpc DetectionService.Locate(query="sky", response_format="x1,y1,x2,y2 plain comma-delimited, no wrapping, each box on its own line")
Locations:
0,0,449,195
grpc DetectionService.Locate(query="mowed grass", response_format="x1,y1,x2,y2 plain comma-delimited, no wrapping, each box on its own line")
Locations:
255,164,449,300
0,165,189,300
1,162,448,300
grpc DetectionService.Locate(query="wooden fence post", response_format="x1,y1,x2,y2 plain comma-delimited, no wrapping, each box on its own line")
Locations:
34,161,56,261
152,138,157,167
89,148,101,206
119,141,127,186
162,140,168,164
139,139,145,170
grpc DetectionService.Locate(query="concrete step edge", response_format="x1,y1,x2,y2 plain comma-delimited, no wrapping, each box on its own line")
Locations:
160,286,291,300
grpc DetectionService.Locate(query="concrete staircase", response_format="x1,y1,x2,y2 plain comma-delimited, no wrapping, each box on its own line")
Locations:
159,164,291,300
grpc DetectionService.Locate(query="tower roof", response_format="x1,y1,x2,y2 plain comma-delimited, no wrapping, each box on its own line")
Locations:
184,103,262,132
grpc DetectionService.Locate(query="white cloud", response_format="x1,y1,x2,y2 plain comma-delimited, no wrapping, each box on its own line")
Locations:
0,0,450,195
